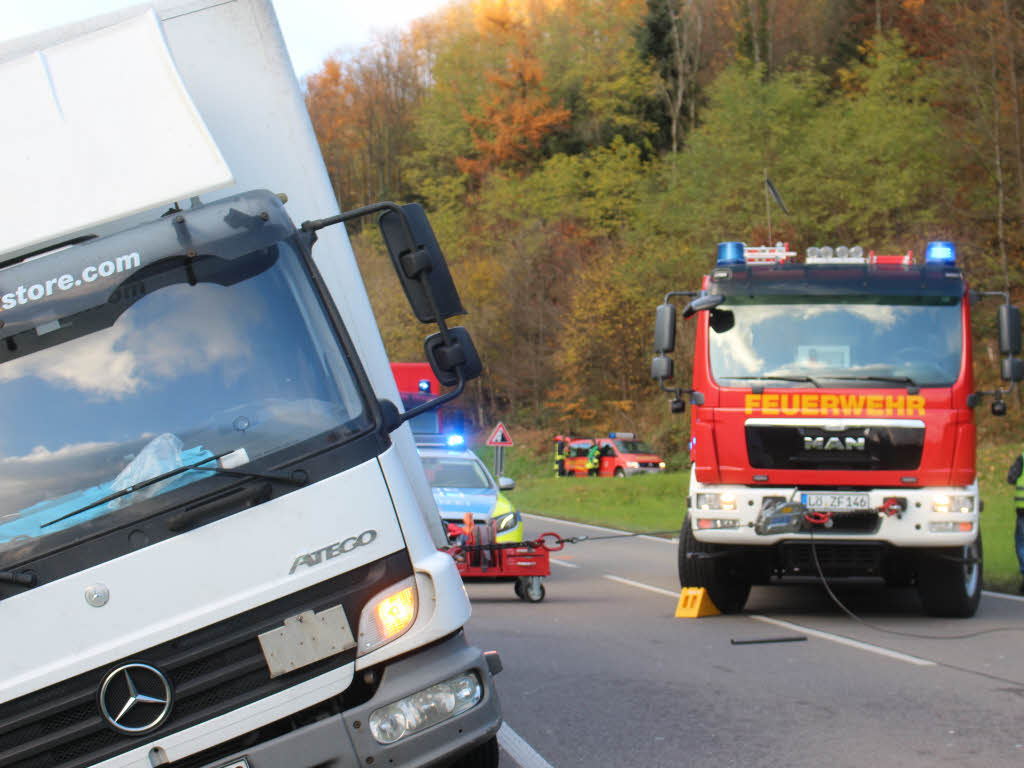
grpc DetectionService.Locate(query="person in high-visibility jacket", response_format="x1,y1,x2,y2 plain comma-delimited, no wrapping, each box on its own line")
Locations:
554,436,567,477
1007,452,1024,592
586,442,601,477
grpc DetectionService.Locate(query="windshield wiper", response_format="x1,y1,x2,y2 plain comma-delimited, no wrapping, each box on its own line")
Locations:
42,453,307,529
720,375,822,388
0,570,36,587
824,375,920,390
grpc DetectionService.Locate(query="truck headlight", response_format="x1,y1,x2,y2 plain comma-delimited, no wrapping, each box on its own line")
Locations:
369,672,482,744
358,577,417,656
626,461,640,469
932,494,974,514
695,492,736,511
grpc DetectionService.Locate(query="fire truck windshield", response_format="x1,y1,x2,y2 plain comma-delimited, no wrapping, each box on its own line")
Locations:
708,295,962,388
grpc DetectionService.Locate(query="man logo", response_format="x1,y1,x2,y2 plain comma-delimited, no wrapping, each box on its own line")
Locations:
803,436,866,452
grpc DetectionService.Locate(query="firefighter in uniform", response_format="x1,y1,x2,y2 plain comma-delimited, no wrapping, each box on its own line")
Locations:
553,436,567,477
586,442,601,477
1007,452,1024,592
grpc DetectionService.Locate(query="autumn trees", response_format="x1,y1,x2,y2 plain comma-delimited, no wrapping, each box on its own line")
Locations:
305,0,1024,449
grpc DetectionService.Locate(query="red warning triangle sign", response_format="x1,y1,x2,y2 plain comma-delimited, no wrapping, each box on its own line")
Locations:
486,422,514,447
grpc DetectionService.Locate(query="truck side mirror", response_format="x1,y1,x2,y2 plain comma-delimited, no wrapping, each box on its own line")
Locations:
651,355,674,381
682,293,724,319
998,304,1022,355
1001,356,1024,382
424,326,483,386
379,203,466,324
654,303,676,353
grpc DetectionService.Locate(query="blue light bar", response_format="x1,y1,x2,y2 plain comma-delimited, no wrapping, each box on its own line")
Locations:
716,241,746,267
446,434,465,448
418,378,432,393
925,241,956,264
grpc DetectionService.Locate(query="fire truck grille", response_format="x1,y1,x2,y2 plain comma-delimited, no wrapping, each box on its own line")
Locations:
0,551,411,768
780,542,883,576
746,423,924,471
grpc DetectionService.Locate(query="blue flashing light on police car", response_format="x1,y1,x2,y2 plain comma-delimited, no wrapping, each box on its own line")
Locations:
716,241,746,267
446,434,465,448
925,241,956,265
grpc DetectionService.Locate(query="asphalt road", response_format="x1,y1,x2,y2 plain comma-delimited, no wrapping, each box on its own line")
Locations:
465,514,1024,768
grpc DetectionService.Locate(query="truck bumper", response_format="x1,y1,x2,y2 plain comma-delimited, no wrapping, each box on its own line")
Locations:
689,477,980,548
195,632,501,768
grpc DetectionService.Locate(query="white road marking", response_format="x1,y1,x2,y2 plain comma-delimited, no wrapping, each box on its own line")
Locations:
550,558,579,568
523,512,677,544
750,614,936,666
497,722,556,768
603,574,679,597
983,590,1024,603
602,572,937,667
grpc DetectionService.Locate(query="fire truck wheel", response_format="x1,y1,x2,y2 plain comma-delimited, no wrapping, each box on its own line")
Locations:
915,535,982,618
678,517,751,613
614,467,625,478
446,735,499,768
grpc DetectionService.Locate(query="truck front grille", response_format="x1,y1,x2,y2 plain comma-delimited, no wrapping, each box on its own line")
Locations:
0,551,411,768
780,542,883,576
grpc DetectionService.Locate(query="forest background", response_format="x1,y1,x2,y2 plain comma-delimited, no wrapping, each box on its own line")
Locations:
304,0,1024,468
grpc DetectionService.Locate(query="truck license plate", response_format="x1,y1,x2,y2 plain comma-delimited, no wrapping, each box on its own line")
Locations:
216,760,249,768
801,492,870,512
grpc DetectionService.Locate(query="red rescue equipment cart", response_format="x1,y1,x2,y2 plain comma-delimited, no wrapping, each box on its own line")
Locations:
443,528,563,602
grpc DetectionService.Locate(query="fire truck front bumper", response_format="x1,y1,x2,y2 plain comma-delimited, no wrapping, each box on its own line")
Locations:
688,481,980,548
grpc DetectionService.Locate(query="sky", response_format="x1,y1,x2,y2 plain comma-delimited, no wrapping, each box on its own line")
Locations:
0,0,449,77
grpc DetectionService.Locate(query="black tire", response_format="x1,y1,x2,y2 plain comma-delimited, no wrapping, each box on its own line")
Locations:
916,535,983,618
614,467,625,478
447,736,500,768
514,579,525,600
678,516,751,613
523,577,545,603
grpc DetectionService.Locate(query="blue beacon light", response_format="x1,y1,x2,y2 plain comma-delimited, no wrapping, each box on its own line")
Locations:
418,378,432,393
925,241,956,264
446,434,465,448
716,241,746,267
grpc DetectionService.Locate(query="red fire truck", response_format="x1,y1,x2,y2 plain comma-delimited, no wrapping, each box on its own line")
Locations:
652,242,1023,617
391,362,466,439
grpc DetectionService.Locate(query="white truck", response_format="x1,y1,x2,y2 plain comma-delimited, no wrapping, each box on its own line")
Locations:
0,2,502,767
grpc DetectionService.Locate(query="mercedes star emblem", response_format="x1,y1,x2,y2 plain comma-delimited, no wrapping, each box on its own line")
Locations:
98,663,173,734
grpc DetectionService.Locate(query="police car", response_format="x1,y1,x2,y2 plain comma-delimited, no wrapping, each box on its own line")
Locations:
416,435,523,544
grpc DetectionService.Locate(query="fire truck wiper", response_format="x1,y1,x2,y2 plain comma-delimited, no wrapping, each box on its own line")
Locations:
825,375,920,390
720,375,822,388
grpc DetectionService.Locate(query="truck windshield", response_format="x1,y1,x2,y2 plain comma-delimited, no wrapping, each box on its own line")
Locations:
0,237,370,566
708,295,962,388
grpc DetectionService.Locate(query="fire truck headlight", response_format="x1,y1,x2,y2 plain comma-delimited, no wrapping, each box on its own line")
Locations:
720,492,737,511
626,461,640,469
658,461,666,469
932,494,974,515
696,493,720,510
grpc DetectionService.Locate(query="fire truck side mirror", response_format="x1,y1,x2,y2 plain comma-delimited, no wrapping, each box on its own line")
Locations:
998,304,1021,356
651,355,674,381
654,303,676,353
1000,356,1024,382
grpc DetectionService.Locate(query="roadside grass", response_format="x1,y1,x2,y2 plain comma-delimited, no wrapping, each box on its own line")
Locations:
483,441,1022,592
